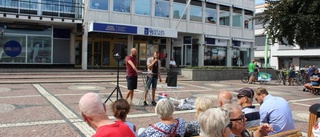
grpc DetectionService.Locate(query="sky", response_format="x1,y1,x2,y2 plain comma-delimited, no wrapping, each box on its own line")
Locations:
255,0,265,5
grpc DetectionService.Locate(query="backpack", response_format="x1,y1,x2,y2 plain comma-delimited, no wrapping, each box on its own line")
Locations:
150,119,181,137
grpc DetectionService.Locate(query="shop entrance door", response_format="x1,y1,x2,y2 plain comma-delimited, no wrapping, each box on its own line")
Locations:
88,41,103,69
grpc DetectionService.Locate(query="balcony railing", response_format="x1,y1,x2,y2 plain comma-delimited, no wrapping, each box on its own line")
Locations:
0,0,82,19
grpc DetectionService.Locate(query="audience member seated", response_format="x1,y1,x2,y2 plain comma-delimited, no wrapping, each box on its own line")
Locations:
78,92,135,137
304,69,320,94
169,58,177,68
197,108,232,137
185,96,214,137
138,98,185,137
235,87,260,128
111,99,136,135
254,87,295,135
217,91,233,107
222,103,273,137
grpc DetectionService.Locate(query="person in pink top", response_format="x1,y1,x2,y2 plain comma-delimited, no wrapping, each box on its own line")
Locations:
125,48,141,105
79,92,135,137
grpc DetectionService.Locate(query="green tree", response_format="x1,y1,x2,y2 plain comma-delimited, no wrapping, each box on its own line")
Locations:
260,0,320,49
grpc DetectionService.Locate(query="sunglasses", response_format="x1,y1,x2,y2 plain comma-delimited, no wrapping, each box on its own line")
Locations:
230,114,245,122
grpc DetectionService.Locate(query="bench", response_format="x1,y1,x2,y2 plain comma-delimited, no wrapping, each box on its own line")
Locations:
246,127,302,137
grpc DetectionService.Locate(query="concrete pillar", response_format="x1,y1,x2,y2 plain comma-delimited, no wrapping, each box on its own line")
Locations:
227,39,232,67
198,34,205,66
292,57,300,70
70,31,75,64
127,35,134,54
270,43,279,69
81,24,88,70
166,38,171,68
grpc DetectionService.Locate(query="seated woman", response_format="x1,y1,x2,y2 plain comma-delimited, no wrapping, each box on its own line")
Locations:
111,99,136,135
198,108,232,137
304,68,320,94
185,97,214,137
138,98,185,137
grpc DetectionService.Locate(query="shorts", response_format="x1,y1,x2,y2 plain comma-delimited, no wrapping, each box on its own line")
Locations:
249,72,254,77
309,82,319,86
288,71,295,78
146,77,158,90
126,76,137,90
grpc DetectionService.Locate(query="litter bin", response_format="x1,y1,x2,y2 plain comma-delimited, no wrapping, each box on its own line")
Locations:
166,72,178,87
308,103,320,137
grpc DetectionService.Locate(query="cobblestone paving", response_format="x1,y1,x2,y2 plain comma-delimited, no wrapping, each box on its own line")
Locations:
0,70,317,137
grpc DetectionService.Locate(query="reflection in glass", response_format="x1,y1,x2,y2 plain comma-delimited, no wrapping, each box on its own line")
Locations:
232,8,242,27
190,5,202,22
219,5,230,26
173,3,186,19
206,3,217,24
155,0,169,17
90,0,108,10
204,46,226,66
27,36,51,63
135,0,150,15
113,0,130,13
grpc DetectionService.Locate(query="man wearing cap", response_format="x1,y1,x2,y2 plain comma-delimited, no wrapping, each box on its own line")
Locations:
254,87,295,135
235,87,260,128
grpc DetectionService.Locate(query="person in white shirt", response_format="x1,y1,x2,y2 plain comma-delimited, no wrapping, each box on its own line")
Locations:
169,57,177,68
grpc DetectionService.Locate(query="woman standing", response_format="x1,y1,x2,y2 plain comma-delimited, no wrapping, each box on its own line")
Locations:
288,63,296,86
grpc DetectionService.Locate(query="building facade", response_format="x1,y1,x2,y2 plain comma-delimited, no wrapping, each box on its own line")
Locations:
80,0,255,69
0,0,82,66
254,4,320,70
0,0,255,69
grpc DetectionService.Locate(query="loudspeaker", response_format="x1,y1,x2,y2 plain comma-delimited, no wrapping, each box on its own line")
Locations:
113,44,127,59
77,23,82,32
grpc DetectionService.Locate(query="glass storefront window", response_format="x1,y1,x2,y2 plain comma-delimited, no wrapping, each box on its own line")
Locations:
244,10,254,29
232,48,250,66
113,0,130,13
90,0,108,10
155,0,169,17
0,35,26,63
27,36,51,63
204,46,226,66
232,7,242,27
190,1,202,22
219,5,230,26
205,3,217,24
173,2,186,19
135,0,150,15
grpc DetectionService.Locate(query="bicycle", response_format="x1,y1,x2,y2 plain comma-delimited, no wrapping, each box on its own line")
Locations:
241,72,258,83
274,70,286,85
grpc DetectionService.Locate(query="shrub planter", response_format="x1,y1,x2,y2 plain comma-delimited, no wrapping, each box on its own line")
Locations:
181,68,277,81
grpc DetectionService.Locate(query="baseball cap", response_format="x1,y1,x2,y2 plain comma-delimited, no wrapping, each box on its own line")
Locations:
234,87,254,99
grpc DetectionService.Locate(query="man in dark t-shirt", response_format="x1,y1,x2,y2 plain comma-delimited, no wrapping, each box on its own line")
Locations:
304,69,320,94
125,48,141,105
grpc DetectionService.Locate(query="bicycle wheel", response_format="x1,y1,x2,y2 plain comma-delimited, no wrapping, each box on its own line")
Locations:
241,75,249,83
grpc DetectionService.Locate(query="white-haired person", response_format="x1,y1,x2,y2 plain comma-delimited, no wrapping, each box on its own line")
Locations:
138,98,185,137
185,96,215,136
78,92,135,137
222,103,273,137
197,108,232,137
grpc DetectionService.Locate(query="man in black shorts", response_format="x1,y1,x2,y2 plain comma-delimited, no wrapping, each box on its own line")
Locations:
125,48,141,105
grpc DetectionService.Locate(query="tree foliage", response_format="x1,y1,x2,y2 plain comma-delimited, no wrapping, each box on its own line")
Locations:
260,0,320,49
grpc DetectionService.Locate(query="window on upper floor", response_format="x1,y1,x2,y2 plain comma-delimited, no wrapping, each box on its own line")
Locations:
89,0,108,10
113,0,130,13
20,0,38,10
41,0,75,13
173,0,186,19
219,5,230,26
135,0,150,15
244,10,254,29
232,7,242,27
42,0,59,11
205,3,217,24
190,0,202,22
155,0,169,17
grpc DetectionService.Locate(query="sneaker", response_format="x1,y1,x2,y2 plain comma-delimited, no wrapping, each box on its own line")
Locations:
143,101,148,106
151,101,157,106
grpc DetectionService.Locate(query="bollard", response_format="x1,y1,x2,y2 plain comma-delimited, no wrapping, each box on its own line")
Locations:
308,103,320,137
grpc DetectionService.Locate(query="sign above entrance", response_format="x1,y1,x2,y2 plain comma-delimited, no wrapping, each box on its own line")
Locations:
89,22,177,38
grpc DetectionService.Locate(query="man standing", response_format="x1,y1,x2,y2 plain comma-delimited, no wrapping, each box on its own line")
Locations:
79,92,135,137
254,87,295,135
248,60,255,84
125,48,140,105
144,51,162,106
235,87,260,128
